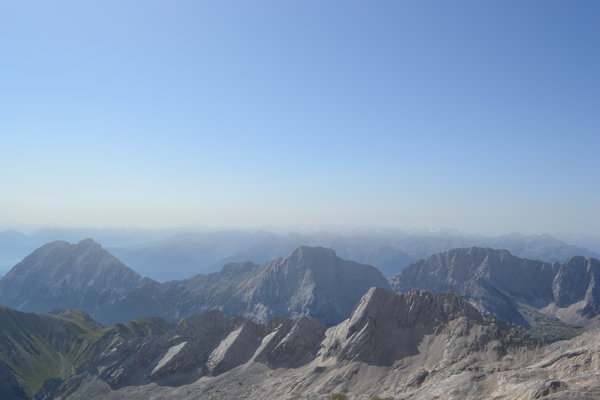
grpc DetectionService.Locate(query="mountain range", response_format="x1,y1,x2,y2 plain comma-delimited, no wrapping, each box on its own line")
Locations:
1,228,597,281
0,240,389,326
109,230,600,280
2,239,600,398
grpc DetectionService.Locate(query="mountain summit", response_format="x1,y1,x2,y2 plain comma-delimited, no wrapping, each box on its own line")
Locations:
141,245,392,326
0,239,148,321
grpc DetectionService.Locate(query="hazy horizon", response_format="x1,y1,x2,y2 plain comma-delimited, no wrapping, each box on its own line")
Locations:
1,222,599,241
2,1,599,235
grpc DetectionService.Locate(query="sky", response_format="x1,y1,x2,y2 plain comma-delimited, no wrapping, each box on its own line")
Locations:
1,1,599,235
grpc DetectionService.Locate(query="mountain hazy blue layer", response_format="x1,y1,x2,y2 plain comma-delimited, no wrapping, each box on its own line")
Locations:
0,241,389,326
110,231,600,280
1,228,597,281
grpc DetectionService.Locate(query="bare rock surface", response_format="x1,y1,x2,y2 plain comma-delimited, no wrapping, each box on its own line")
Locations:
39,288,600,400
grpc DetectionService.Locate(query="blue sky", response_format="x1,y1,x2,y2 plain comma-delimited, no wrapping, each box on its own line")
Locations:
1,1,599,234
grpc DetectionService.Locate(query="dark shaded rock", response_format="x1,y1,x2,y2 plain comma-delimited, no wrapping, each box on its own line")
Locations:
533,380,569,398
0,360,28,400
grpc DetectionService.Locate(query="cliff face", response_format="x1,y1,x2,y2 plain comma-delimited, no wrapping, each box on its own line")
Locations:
320,287,531,367
389,247,600,328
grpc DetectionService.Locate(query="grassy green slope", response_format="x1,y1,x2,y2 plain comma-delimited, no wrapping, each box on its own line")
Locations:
0,306,169,398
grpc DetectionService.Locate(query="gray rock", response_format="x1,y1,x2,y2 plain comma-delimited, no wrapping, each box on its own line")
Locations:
389,247,600,328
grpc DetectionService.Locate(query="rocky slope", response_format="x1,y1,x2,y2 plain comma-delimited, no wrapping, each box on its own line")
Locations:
0,306,168,398
35,288,600,400
0,242,389,326
34,287,542,400
389,247,600,336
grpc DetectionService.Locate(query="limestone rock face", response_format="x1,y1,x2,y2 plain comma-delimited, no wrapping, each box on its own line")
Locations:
389,247,600,327
553,257,600,316
320,287,531,366
253,316,326,368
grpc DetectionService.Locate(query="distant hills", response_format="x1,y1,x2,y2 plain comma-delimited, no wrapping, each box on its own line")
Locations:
109,230,600,280
1,228,598,281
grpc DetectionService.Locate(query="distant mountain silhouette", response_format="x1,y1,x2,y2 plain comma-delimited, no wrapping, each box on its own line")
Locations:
107,230,599,281
1,229,597,281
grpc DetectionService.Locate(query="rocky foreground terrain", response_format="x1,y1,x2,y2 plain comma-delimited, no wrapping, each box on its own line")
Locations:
32,288,600,400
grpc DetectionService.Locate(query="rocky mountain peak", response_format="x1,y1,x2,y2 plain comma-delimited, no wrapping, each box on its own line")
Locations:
285,246,338,264
342,287,483,343
0,240,147,320
321,287,531,366
77,238,102,248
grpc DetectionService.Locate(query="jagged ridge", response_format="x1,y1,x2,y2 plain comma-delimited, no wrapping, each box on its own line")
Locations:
36,287,536,399
389,247,600,330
